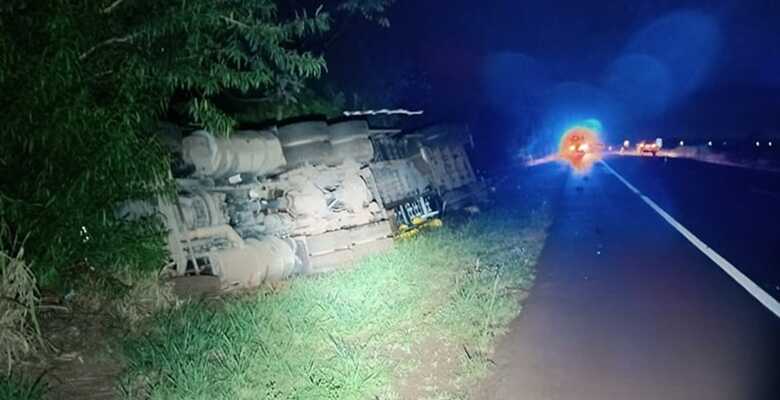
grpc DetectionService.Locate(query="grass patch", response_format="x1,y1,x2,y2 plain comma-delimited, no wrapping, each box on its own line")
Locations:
0,373,47,400
121,204,551,399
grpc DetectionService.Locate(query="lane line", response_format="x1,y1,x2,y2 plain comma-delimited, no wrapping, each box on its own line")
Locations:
601,161,780,318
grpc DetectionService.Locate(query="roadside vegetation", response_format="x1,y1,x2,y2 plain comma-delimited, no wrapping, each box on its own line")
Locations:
120,203,550,400
1,224,45,399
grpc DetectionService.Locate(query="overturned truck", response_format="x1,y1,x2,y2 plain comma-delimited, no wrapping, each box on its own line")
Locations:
155,120,485,289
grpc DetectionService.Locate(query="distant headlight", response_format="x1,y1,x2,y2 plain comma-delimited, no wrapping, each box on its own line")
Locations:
578,143,590,152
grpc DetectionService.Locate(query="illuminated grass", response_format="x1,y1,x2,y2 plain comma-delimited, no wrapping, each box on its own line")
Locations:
121,206,550,399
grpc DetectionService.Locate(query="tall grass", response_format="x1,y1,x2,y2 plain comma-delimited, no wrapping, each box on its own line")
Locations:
121,206,550,399
1,224,42,374
1,222,46,400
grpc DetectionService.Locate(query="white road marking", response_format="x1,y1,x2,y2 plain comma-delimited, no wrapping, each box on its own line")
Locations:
601,161,780,318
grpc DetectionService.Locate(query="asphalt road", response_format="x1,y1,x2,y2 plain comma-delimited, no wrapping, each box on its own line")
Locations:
478,157,780,400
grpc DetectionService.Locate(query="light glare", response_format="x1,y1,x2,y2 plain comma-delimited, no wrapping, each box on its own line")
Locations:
559,127,603,172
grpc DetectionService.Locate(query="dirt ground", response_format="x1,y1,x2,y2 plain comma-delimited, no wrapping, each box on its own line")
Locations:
22,301,125,400
20,277,211,400
391,335,462,399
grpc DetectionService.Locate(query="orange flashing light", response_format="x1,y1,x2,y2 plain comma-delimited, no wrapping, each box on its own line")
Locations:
558,127,603,172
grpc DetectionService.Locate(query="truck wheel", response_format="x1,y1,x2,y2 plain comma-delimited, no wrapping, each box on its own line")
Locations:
277,121,329,147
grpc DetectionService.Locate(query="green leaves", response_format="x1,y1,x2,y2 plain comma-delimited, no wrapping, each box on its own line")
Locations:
187,98,235,136
126,0,331,125
339,0,396,27
1,1,167,287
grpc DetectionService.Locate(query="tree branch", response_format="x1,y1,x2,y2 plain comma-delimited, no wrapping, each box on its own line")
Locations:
220,16,250,29
79,35,134,61
102,0,127,14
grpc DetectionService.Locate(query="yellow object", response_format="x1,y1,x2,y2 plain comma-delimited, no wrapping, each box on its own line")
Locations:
396,228,420,240
394,218,444,240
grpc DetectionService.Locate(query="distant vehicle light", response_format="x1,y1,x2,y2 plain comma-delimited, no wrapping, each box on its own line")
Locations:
679,140,684,146
608,145,613,151
579,143,590,152
637,141,659,155
707,141,712,146
756,141,760,147
623,140,630,148
569,144,576,152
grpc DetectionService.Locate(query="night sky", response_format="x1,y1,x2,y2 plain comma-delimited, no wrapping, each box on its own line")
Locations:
327,0,780,160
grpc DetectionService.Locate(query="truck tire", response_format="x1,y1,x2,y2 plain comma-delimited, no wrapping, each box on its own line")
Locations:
276,121,329,147
329,120,370,143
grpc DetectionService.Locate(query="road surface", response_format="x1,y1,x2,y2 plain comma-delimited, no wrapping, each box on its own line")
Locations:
478,157,780,400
